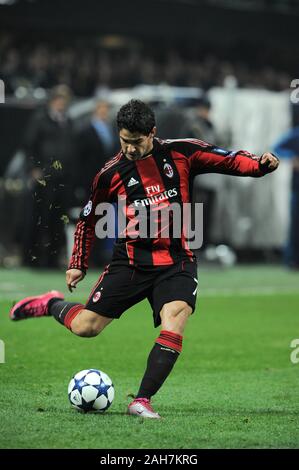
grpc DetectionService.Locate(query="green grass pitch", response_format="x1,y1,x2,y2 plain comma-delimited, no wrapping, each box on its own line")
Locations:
0,265,299,449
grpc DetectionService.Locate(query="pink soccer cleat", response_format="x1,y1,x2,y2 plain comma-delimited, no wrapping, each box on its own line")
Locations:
127,398,161,419
10,290,64,321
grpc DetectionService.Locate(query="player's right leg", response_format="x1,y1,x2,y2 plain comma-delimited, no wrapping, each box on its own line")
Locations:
9,263,141,336
10,291,113,337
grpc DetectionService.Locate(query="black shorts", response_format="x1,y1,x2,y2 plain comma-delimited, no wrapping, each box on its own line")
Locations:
84,259,198,327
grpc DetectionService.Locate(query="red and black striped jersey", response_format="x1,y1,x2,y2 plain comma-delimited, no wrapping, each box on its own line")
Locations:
69,138,271,271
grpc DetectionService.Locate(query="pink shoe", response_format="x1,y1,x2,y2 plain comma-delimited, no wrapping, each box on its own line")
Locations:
127,398,161,419
10,290,64,321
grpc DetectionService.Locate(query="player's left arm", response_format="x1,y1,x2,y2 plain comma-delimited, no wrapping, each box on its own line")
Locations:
188,142,279,177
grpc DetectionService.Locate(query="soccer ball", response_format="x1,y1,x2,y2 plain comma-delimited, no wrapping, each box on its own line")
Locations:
68,369,114,412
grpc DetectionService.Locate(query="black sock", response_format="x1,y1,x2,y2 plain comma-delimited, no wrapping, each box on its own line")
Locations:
48,299,83,327
136,343,180,399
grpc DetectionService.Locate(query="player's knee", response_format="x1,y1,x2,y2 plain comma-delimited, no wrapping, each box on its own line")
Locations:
160,301,192,334
71,320,100,337
70,315,103,338
161,301,192,320
70,310,112,338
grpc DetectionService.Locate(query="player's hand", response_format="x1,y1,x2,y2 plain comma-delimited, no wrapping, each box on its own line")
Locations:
66,269,85,293
259,152,280,172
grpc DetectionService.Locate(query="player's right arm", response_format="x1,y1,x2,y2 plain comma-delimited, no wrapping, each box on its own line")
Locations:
66,268,85,293
66,170,111,292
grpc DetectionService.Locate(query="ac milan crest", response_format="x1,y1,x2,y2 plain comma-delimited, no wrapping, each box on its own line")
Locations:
93,291,102,303
163,163,174,178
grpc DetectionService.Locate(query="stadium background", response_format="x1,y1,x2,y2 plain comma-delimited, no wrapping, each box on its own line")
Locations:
0,0,298,450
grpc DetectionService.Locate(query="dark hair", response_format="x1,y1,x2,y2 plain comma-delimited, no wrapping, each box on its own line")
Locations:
117,99,155,135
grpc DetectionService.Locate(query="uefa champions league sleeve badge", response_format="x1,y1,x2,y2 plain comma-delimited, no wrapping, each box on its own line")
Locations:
83,200,92,217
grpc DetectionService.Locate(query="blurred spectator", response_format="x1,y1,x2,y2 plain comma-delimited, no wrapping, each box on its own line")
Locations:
74,100,118,266
273,127,299,269
180,96,220,248
75,100,117,204
179,96,216,143
22,84,76,268
0,35,292,96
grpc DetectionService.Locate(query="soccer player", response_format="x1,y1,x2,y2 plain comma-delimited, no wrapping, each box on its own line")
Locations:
10,100,279,419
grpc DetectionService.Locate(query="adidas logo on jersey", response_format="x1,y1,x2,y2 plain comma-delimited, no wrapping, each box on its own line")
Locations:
127,177,139,187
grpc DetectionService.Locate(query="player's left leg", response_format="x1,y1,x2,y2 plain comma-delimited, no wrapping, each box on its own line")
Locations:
159,300,192,335
128,259,197,419
128,300,191,419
